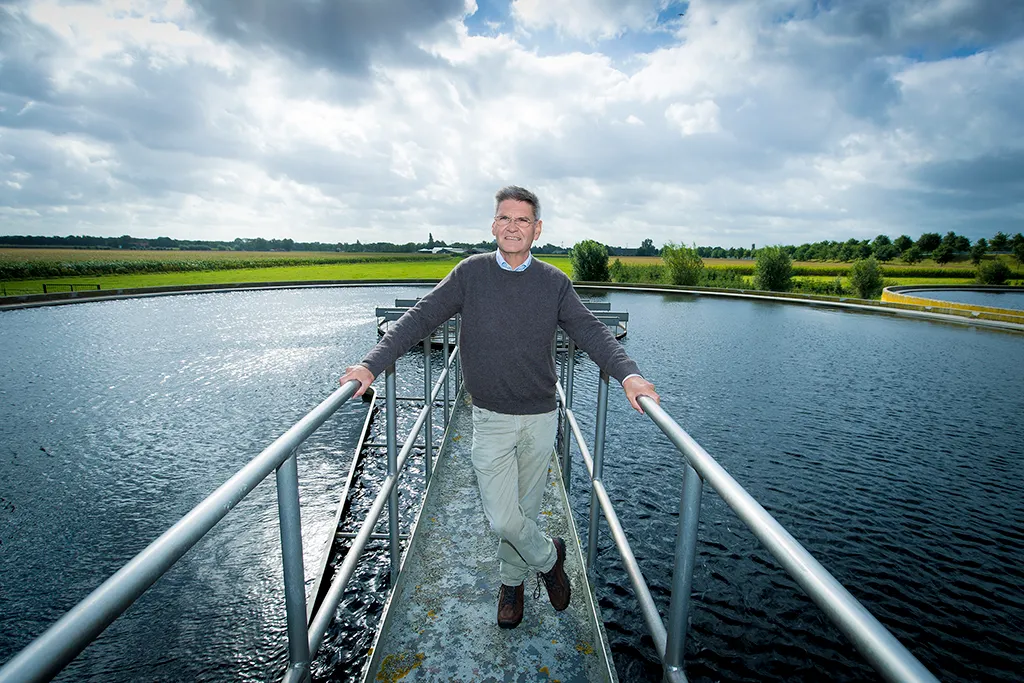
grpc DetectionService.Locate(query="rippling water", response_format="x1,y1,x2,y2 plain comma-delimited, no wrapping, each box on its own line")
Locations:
1,287,1022,682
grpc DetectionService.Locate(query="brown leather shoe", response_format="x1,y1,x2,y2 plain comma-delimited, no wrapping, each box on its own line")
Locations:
497,582,524,629
538,537,571,611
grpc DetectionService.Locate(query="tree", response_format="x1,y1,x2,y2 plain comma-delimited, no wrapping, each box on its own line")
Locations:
871,234,892,251
570,240,610,282
636,238,659,257
970,238,988,266
976,259,1010,285
894,235,913,253
661,242,704,285
427,232,435,248
874,243,899,262
753,246,792,291
932,243,955,265
901,245,923,264
916,232,941,253
991,231,1009,252
838,240,859,262
849,257,884,299
1013,233,1024,270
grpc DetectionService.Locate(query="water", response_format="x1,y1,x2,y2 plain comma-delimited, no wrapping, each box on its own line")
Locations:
1,287,1022,682
909,289,1024,311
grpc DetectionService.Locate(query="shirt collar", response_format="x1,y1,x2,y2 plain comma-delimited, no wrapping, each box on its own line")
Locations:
495,250,532,272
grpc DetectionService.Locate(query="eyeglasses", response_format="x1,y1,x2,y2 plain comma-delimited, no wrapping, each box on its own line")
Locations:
493,215,536,229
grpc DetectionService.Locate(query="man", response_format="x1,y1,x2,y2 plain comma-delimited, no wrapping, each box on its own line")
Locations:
340,186,659,629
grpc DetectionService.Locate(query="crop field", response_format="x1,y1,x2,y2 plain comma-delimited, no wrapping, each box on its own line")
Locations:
0,248,456,283
0,248,436,262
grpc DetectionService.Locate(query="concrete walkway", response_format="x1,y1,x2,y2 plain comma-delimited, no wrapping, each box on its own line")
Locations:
362,391,617,683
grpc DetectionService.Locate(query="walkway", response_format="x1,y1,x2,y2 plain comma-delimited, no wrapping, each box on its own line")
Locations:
362,391,618,683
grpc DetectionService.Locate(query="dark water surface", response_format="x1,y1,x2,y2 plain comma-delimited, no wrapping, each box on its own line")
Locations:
1,287,1022,682
910,289,1024,311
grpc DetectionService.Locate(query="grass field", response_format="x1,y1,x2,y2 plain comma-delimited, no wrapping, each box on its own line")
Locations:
0,261,458,294
0,254,575,295
0,248,436,262
2,248,1020,297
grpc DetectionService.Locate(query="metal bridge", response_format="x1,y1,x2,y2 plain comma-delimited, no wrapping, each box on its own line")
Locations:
0,300,939,683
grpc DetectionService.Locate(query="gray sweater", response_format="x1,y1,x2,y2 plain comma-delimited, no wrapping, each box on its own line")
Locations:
361,253,641,414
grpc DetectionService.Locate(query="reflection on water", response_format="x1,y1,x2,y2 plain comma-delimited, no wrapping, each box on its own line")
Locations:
1,286,1022,682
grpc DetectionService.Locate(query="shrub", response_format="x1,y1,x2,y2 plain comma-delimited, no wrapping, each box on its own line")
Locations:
753,246,792,291
609,258,624,282
570,240,610,282
661,242,704,285
976,259,1011,285
699,268,747,289
848,256,884,298
793,277,845,296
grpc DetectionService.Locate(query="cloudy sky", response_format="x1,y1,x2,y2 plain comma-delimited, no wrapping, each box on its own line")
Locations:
1,0,1023,249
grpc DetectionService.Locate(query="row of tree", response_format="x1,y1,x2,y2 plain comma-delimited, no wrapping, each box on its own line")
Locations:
569,239,1021,299
5,229,1022,263
687,230,1024,265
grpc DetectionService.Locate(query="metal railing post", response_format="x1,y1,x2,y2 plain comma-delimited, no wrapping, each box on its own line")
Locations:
557,333,565,387
454,315,462,390
561,340,576,490
385,365,400,583
587,371,610,568
276,448,312,683
443,320,450,427
423,335,433,484
664,461,703,679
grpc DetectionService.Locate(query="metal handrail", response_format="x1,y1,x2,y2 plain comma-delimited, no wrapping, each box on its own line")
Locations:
0,381,358,683
304,341,459,666
1,325,461,683
555,367,940,683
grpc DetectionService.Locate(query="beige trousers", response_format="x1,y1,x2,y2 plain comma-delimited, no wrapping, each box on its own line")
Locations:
471,404,559,586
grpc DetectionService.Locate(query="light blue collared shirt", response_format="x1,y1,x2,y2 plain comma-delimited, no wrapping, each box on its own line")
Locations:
496,250,532,272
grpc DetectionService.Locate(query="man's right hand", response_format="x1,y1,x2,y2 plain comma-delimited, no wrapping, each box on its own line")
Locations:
340,365,375,397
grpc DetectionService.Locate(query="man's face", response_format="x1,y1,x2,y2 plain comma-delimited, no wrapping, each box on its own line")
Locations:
491,199,543,259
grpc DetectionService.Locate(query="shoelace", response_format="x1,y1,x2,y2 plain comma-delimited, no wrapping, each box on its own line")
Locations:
533,573,544,600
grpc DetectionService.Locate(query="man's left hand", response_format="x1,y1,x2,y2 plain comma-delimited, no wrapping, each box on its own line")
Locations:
622,376,660,414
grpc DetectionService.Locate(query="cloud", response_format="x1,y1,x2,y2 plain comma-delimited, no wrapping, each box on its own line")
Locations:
186,0,467,74
1,0,1023,249
512,0,671,41
665,100,721,135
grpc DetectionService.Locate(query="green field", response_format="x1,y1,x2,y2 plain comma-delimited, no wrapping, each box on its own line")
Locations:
0,248,437,263
1,248,1020,298
0,251,574,295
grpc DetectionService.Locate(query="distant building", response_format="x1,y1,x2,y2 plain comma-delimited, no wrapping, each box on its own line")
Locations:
418,246,467,255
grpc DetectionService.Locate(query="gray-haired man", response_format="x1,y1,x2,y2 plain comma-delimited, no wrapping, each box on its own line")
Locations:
341,186,659,628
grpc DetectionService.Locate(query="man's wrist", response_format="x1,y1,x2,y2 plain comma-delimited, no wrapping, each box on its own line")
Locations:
621,373,641,386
